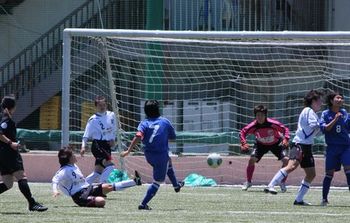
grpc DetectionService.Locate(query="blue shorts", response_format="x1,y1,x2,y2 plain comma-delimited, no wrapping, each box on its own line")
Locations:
325,144,350,171
145,151,170,182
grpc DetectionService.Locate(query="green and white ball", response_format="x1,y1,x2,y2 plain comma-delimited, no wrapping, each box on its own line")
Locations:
207,153,222,168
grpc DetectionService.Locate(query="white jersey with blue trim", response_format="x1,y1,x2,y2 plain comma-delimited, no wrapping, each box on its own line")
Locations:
52,164,89,196
292,107,320,145
82,111,117,141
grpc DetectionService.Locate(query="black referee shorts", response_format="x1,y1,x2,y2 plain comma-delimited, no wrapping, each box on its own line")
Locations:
0,146,24,175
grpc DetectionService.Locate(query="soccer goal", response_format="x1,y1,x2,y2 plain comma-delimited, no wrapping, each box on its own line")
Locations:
62,29,350,156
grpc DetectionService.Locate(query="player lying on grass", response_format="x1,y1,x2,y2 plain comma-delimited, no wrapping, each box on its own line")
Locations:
265,90,323,206
240,105,290,192
52,147,142,208
121,100,184,210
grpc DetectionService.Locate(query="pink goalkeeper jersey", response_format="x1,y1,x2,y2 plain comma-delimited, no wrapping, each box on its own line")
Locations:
240,118,290,146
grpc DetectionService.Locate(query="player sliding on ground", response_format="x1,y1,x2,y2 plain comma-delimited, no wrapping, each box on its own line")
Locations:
121,100,184,210
52,147,142,207
240,105,290,192
265,90,323,206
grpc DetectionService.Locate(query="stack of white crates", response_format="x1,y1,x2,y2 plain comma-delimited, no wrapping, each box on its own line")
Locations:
140,100,236,153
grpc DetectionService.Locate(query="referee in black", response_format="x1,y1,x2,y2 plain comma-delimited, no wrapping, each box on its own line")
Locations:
0,95,47,212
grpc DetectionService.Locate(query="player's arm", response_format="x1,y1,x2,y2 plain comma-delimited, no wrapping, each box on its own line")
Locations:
272,120,290,147
120,132,142,157
51,171,63,198
80,118,93,157
308,110,322,136
0,133,20,150
323,112,342,132
308,110,320,130
239,122,254,152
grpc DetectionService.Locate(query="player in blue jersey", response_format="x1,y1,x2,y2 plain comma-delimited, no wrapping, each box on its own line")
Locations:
320,91,350,206
121,100,184,210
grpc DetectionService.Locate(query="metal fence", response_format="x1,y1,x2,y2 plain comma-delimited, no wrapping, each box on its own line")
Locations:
164,0,329,31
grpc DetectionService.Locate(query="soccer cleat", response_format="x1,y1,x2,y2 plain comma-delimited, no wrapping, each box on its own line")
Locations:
174,181,185,193
320,199,329,206
293,200,311,206
133,170,142,186
264,187,277,195
29,202,48,212
138,204,152,210
242,181,252,191
279,182,287,193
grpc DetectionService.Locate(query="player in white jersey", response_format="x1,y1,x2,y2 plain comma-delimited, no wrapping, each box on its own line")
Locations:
52,148,142,207
265,90,323,205
81,96,117,184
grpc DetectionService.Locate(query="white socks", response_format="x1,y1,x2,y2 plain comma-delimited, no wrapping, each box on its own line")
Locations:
86,171,101,184
295,179,310,202
113,180,136,191
268,169,288,188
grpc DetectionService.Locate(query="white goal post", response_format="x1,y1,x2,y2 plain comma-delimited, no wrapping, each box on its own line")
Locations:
62,28,350,155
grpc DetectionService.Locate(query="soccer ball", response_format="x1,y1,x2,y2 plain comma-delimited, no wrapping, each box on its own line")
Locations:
207,153,222,168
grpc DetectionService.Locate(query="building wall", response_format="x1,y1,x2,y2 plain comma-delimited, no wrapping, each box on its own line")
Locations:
0,0,85,67
332,0,350,31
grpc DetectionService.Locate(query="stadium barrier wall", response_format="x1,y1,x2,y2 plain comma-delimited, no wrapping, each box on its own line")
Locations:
6,152,347,187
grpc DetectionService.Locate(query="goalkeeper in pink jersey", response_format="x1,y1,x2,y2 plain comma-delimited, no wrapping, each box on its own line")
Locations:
240,105,290,192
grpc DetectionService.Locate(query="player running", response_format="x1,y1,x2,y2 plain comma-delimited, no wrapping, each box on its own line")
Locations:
265,90,323,205
121,100,184,210
52,147,142,207
0,95,48,212
81,96,117,184
240,105,290,192
319,91,350,206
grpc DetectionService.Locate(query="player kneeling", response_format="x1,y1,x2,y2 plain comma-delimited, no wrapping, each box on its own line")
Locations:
52,148,141,207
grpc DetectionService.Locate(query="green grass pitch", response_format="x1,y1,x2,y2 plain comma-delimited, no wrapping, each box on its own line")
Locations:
1,183,350,223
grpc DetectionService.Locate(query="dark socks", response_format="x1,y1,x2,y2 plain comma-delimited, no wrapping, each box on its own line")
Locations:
18,179,35,205
141,182,160,206
322,174,333,201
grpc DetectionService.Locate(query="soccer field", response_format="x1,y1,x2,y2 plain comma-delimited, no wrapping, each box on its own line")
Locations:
1,183,350,223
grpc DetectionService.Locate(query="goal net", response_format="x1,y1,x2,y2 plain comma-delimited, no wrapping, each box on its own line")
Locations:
62,29,350,183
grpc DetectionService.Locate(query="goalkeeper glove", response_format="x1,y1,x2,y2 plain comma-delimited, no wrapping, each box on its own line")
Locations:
281,138,289,148
240,143,250,154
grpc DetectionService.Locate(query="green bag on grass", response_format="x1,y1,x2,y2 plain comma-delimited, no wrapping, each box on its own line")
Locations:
184,173,217,187
107,169,130,183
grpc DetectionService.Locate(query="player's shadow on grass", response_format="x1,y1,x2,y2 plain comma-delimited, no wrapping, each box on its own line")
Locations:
320,204,350,208
0,212,27,215
246,190,291,194
52,205,78,208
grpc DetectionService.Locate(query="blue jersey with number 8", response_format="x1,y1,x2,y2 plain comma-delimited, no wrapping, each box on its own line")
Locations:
320,108,350,145
137,117,176,153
